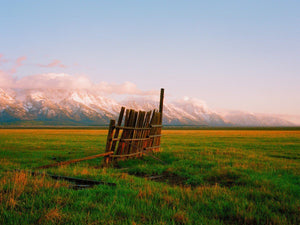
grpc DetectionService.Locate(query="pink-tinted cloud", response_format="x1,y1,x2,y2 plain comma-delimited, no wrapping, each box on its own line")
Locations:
0,71,157,96
38,60,67,68
15,73,92,89
97,81,158,96
0,70,15,88
10,56,27,74
0,55,3,66
0,54,6,65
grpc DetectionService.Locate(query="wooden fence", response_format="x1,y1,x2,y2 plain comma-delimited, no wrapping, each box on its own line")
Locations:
36,88,164,169
103,88,164,164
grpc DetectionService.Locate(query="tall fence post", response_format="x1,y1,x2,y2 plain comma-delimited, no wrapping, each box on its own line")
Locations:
103,88,165,165
104,119,115,164
159,88,164,115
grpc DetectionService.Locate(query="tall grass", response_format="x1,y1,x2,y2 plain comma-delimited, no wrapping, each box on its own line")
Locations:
0,129,299,224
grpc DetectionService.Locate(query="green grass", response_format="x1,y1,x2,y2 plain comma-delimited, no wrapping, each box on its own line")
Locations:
0,129,299,224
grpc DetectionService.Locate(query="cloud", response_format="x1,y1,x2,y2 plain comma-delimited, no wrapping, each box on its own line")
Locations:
10,56,26,74
97,81,158,95
0,55,156,95
0,54,8,66
15,73,92,89
38,60,67,68
0,70,15,88
0,72,157,96
0,54,26,75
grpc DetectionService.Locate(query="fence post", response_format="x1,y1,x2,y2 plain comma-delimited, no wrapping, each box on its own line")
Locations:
104,119,115,164
159,88,164,115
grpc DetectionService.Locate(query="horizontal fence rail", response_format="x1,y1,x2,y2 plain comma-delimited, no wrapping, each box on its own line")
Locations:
103,88,164,164
104,108,163,163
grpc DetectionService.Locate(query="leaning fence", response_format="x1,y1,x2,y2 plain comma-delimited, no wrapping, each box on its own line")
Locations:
103,88,164,164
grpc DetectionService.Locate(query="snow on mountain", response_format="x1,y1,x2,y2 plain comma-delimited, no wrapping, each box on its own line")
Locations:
121,96,226,125
171,97,227,126
0,88,15,107
0,88,296,126
221,110,294,126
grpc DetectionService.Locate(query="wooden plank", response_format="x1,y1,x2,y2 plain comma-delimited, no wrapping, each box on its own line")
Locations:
115,126,151,130
105,120,115,152
126,110,138,154
147,110,157,151
135,111,146,155
36,151,114,169
131,111,141,155
152,112,159,151
111,137,149,142
119,109,133,155
141,110,152,156
159,88,164,114
155,112,162,152
116,109,130,155
157,88,164,153
150,125,163,128
111,107,125,153
149,112,161,152
110,151,146,158
104,119,115,164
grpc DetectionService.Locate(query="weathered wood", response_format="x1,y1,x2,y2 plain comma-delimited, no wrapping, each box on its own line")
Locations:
141,111,152,156
159,88,164,114
116,109,130,155
115,126,151,130
111,137,149,142
104,119,115,164
36,151,114,169
125,109,136,155
126,110,138,154
105,120,115,152
147,110,157,150
131,111,141,155
150,124,163,128
102,88,164,164
153,112,160,152
111,107,125,153
110,151,147,158
135,111,146,155
150,112,161,152
156,88,164,153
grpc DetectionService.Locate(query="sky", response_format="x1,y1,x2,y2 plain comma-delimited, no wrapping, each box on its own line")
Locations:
0,1,299,120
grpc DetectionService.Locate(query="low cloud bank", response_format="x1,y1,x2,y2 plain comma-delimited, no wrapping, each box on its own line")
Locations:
0,54,157,96
0,70,15,88
0,72,157,96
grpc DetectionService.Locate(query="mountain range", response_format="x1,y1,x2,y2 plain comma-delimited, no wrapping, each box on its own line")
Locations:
0,87,295,126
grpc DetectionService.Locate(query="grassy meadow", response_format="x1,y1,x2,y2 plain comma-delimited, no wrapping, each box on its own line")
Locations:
0,129,299,224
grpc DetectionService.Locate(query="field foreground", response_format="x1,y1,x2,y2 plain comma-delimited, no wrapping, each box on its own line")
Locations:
0,129,299,224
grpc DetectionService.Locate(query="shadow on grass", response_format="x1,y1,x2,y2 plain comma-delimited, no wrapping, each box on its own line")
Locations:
203,168,250,187
130,170,188,186
268,154,299,160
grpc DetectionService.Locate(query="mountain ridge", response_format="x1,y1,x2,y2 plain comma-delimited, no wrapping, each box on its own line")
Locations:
0,88,295,126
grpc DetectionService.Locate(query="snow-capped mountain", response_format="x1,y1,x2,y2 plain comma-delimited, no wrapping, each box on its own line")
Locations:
220,110,294,127
0,88,295,126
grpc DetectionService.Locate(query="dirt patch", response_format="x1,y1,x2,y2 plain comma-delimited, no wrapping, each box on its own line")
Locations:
129,171,188,186
268,154,299,160
203,168,249,187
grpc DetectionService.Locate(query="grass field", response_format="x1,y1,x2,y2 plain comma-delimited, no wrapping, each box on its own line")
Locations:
0,129,299,224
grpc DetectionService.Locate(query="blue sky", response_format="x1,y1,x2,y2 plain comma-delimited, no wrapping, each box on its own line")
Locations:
0,1,299,116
